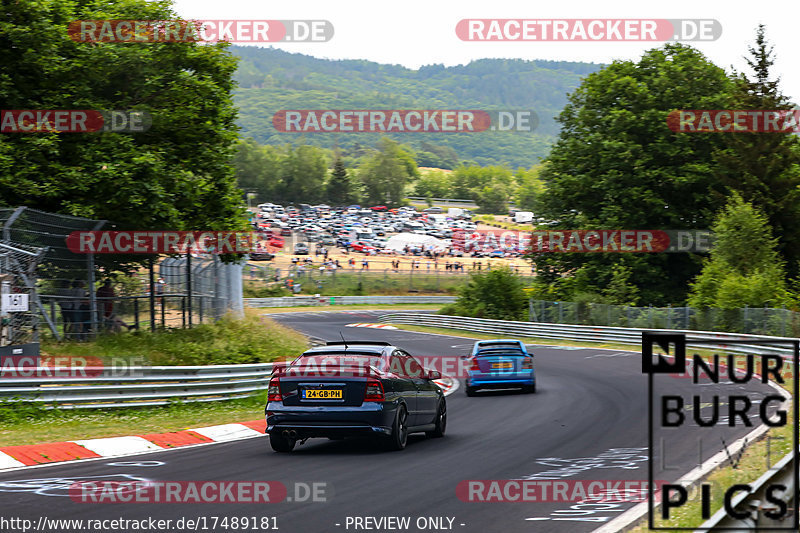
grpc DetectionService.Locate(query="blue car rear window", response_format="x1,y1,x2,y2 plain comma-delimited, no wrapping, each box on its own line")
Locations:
476,349,526,356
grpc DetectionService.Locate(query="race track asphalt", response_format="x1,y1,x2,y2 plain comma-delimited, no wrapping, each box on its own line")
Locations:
0,310,780,533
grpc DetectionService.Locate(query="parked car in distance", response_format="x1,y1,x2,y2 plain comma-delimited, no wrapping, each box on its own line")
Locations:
248,252,275,261
294,242,310,255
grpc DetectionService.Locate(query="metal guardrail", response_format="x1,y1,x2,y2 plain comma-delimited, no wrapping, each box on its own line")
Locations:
245,295,456,308
378,313,797,532
0,363,274,409
378,313,797,359
697,449,796,530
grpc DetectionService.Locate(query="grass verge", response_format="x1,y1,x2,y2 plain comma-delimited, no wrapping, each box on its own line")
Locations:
0,394,269,447
244,272,469,297
1,310,309,446
40,310,307,366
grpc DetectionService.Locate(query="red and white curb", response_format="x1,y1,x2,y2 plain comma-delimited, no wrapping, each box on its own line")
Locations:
0,380,457,472
344,323,397,329
0,420,266,471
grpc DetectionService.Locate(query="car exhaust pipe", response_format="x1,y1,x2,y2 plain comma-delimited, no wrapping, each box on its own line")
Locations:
282,430,298,439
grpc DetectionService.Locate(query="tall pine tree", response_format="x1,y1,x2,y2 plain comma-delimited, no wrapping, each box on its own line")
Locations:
712,25,800,276
327,156,352,205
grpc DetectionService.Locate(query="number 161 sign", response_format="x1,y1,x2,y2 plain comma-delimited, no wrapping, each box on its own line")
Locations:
1,293,29,313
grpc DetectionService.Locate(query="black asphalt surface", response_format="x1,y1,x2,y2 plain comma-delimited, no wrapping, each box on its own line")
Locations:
0,311,781,533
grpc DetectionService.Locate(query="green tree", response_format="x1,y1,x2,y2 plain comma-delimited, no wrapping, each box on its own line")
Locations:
451,165,513,199
532,43,737,305
279,145,328,203
514,166,545,212
442,266,527,320
602,264,640,305
414,170,454,198
475,184,509,214
711,25,800,277
688,195,790,309
326,156,354,205
232,139,281,202
358,138,418,206
0,0,245,234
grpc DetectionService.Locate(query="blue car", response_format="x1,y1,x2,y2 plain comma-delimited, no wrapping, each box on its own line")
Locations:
464,339,536,396
265,341,446,452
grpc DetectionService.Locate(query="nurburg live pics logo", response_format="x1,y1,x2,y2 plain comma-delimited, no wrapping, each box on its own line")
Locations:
642,332,799,530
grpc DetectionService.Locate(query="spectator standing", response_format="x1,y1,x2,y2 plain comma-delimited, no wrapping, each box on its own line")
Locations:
96,279,115,329
56,280,75,334
67,280,89,340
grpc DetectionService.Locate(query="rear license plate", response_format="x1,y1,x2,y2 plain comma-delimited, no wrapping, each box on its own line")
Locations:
492,362,513,369
302,388,343,399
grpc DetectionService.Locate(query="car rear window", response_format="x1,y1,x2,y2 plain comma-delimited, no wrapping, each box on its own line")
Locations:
476,344,525,356
298,354,382,366
477,342,522,351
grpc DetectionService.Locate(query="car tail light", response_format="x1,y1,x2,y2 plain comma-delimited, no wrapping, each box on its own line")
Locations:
364,378,385,401
469,357,480,372
268,377,281,401
521,357,534,369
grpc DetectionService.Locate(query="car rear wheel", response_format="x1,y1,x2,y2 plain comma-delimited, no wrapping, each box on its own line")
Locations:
522,383,536,394
465,386,477,397
386,405,408,451
269,432,296,452
426,400,447,438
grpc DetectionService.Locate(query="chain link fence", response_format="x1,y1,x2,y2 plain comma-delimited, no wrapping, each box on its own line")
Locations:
528,299,800,337
0,207,242,344
0,240,47,349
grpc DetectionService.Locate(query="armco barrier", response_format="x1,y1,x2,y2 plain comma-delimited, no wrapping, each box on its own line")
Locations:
0,363,274,409
378,313,797,359
245,295,456,307
378,313,797,532
0,361,458,409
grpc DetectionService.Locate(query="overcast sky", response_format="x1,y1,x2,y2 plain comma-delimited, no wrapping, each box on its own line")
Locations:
171,0,799,104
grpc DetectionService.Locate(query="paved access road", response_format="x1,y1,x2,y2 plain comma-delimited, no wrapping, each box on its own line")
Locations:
0,311,778,533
